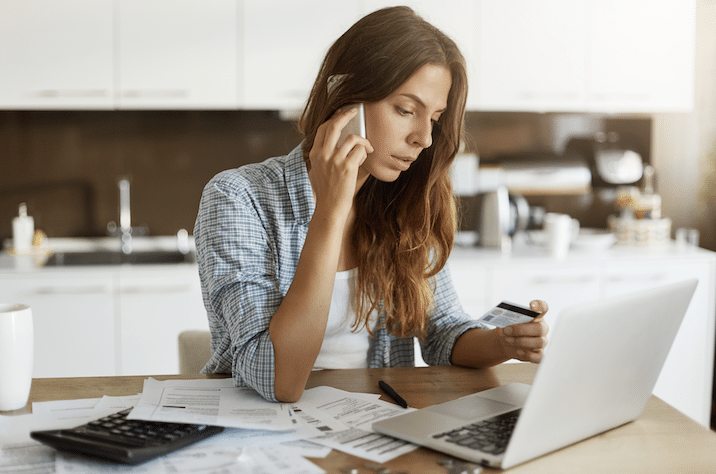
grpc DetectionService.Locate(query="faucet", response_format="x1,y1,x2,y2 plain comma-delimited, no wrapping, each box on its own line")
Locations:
118,177,132,254
106,177,149,252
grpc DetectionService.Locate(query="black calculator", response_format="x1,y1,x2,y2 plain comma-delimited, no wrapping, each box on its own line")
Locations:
30,408,224,465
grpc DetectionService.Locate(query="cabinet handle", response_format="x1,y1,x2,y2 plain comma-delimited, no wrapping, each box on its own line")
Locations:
530,275,595,285
517,91,580,101
119,90,189,99
120,285,191,294
33,89,110,99
33,286,109,295
607,273,668,283
591,92,650,103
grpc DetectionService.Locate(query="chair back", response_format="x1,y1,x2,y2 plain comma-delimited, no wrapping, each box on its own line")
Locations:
178,330,211,374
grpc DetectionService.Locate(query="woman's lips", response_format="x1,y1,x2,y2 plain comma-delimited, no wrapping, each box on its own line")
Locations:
392,155,416,170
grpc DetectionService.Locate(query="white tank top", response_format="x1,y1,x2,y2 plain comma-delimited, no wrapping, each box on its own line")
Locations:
313,268,370,370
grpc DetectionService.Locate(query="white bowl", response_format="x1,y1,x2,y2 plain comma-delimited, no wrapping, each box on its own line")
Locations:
571,228,617,251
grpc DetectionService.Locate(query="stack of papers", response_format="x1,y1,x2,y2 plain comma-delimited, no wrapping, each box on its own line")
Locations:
0,378,418,473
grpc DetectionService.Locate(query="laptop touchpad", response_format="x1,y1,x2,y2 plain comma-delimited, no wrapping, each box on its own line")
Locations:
427,395,517,421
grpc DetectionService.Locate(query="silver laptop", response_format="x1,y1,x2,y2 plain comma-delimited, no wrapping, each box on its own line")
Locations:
373,279,698,469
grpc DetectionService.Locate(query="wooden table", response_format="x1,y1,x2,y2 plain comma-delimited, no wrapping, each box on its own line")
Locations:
8,364,716,473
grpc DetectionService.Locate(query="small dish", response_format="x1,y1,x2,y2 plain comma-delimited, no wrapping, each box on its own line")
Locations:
571,228,617,251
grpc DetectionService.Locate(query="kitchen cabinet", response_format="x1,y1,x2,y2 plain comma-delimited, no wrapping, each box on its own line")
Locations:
488,261,601,329
0,272,116,377
244,0,481,111
0,263,208,378
242,0,360,110
0,0,115,109
447,245,716,427
0,0,237,110
116,0,238,109
476,0,695,112
477,0,589,112
117,267,208,375
449,258,488,318
587,0,695,112
0,0,696,112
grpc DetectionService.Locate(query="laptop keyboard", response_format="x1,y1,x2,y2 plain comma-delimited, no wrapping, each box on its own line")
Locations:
432,410,520,455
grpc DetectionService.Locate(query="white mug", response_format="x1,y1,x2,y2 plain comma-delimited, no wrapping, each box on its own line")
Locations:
0,304,33,411
544,213,574,259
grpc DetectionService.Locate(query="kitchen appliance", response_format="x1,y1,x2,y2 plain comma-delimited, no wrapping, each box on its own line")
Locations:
478,187,544,248
564,132,644,188
479,186,510,248
483,151,592,196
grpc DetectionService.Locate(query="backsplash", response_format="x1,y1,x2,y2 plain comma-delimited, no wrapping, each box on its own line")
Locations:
0,110,650,241
0,111,303,239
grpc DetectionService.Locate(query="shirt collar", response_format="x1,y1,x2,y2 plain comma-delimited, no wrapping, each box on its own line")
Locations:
285,144,315,225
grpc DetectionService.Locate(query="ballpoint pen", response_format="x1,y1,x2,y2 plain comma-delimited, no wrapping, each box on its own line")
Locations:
378,380,408,409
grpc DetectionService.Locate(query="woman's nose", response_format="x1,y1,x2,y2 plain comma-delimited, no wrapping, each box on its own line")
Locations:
410,119,433,149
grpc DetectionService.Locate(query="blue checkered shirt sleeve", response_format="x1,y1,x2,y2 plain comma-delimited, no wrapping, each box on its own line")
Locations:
194,148,311,402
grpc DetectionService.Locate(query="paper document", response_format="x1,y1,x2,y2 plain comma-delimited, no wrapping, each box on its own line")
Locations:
128,378,295,431
32,395,139,423
1,395,137,474
52,445,325,474
1,394,325,474
2,379,418,470
293,386,419,463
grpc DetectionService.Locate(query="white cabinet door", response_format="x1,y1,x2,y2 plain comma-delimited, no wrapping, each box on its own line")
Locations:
489,261,601,330
0,0,114,109
447,258,489,318
476,0,589,112
116,0,238,109
0,273,115,377
604,260,714,427
587,0,695,112
117,267,208,375
242,0,361,110
475,0,694,113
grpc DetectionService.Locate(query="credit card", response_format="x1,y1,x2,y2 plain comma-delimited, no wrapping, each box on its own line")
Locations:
476,301,540,328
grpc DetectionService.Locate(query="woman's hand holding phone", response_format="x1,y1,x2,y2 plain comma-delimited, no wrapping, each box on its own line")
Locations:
308,106,372,217
337,103,366,146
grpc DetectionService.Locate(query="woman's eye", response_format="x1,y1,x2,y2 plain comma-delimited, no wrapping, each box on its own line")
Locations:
396,107,412,116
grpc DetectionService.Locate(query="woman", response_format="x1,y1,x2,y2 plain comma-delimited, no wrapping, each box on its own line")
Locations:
194,6,549,403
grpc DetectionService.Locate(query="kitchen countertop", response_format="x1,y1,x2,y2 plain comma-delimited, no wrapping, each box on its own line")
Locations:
450,234,716,264
0,254,199,273
1,235,713,274
0,236,198,273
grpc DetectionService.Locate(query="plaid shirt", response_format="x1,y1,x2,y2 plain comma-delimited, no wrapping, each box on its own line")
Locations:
194,145,485,402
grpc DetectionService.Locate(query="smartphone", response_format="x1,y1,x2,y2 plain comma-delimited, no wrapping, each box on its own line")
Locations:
476,301,541,328
337,103,366,147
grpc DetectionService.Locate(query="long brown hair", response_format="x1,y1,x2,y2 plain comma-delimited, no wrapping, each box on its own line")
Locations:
298,6,468,339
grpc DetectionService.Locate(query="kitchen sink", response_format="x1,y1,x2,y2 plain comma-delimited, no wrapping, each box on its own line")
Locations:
44,250,195,266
